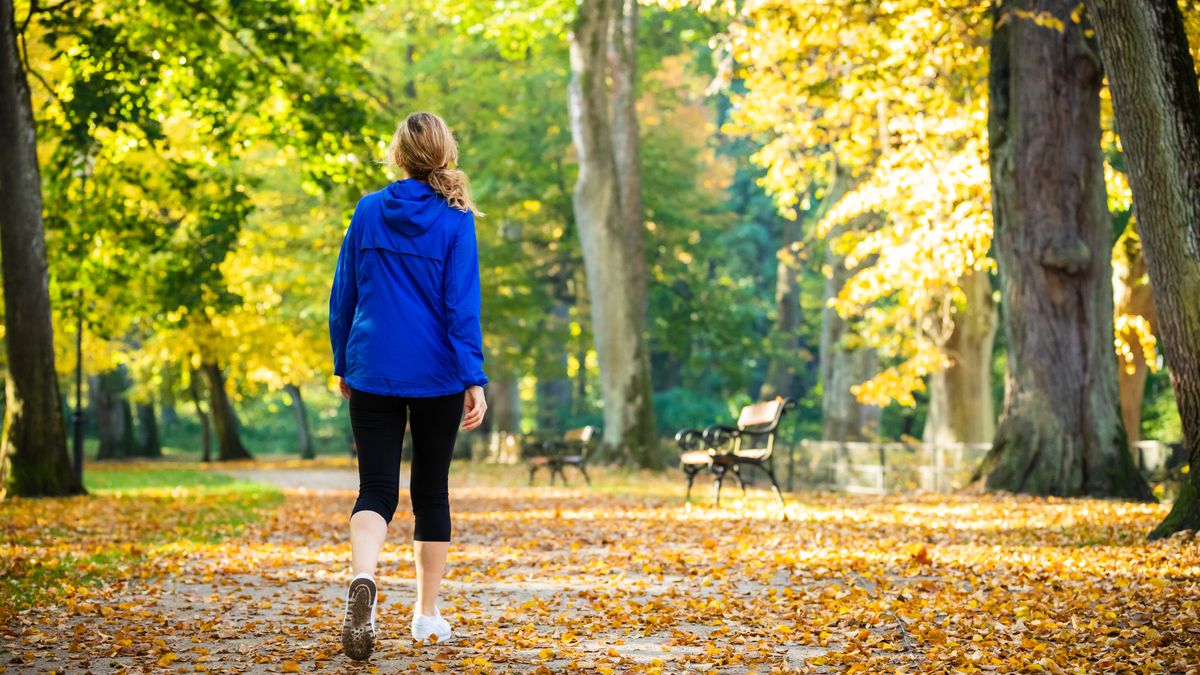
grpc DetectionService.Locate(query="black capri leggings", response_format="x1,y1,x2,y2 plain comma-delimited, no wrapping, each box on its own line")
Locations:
349,387,464,542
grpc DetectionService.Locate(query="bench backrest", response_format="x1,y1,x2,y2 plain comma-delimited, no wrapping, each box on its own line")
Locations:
564,426,594,443
736,398,793,455
737,399,785,432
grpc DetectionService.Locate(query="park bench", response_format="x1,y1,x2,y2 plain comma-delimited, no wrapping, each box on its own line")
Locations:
524,426,595,486
675,397,796,506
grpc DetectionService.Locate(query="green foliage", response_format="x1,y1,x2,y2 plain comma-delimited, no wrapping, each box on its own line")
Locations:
1142,368,1183,442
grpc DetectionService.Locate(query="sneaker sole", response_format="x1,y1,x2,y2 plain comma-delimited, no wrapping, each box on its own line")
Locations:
342,578,376,661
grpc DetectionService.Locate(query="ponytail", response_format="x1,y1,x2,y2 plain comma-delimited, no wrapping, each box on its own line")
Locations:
387,112,485,217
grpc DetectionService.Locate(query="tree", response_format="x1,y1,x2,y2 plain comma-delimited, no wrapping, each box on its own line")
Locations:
0,0,82,497
200,361,250,461
135,400,162,458
925,269,998,445
978,0,1151,500
22,0,380,467
284,384,315,460
567,0,657,464
1111,225,1159,448
1087,0,1200,535
90,368,135,460
715,0,997,440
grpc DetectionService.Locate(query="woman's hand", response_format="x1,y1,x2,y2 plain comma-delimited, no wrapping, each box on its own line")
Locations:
339,377,351,401
461,385,487,431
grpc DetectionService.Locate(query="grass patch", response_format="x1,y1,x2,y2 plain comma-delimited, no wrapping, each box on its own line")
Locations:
0,464,281,618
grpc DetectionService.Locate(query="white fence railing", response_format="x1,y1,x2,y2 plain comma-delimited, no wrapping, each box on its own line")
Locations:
781,441,992,495
780,439,1180,495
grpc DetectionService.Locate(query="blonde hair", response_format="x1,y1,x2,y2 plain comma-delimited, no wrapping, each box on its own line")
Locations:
386,112,484,216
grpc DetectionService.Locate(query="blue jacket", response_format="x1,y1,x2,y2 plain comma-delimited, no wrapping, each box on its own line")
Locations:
329,179,488,397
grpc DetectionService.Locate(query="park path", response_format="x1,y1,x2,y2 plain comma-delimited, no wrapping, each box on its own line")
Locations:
11,467,832,674
8,465,1197,673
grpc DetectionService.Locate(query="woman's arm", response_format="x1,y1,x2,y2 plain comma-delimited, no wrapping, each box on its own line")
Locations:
443,213,488,390
329,209,361,385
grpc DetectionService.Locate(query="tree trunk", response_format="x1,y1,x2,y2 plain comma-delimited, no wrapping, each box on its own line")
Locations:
820,244,882,441
760,215,805,401
979,0,1151,500
536,373,572,434
284,384,315,459
567,0,657,466
135,401,162,458
1087,0,1200,535
1112,226,1158,447
188,369,212,463
537,303,573,433
0,0,82,497
160,367,179,429
924,269,998,444
487,370,521,433
200,362,251,461
89,369,136,460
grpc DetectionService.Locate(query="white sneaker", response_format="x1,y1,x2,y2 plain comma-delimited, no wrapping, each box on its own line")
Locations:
341,575,377,660
411,607,452,644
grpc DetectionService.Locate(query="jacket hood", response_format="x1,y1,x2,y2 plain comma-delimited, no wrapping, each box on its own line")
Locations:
380,179,448,237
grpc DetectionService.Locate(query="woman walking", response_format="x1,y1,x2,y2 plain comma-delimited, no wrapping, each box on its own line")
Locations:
329,111,488,661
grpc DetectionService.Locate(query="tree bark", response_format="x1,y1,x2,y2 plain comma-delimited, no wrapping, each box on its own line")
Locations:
536,303,573,434
760,215,805,401
924,269,998,444
820,244,882,441
1087,0,1200,535
284,384,315,460
89,369,135,460
160,367,179,429
188,369,212,463
487,370,521,433
1112,226,1158,447
135,401,162,458
200,362,251,461
567,0,657,466
0,0,82,497
979,0,1151,500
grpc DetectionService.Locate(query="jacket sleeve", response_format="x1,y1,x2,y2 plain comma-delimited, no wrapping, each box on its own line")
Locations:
329,207,360,378
444,214,488,389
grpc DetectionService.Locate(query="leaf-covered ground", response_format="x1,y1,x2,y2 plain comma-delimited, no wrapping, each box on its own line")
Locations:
3,460,1198,673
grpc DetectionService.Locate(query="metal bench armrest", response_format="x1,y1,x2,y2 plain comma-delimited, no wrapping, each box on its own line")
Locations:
674,428,704,451
703,424,741,449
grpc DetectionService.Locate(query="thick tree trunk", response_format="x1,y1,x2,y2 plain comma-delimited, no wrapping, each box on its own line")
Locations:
284,384,315,460
760,215,805,401
135,401,162,458
820,244,882,441
89,369,136,460
980,0,1151,500
567,0,657,466
1088,0,1200,535
1112,226,1158,447
200,362,251,461
924,270,998,444
188,370,212,463
0,0,82,497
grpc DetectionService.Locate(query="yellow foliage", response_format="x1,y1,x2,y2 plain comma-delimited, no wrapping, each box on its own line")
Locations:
1114,313,1158,376
715,0,993,405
